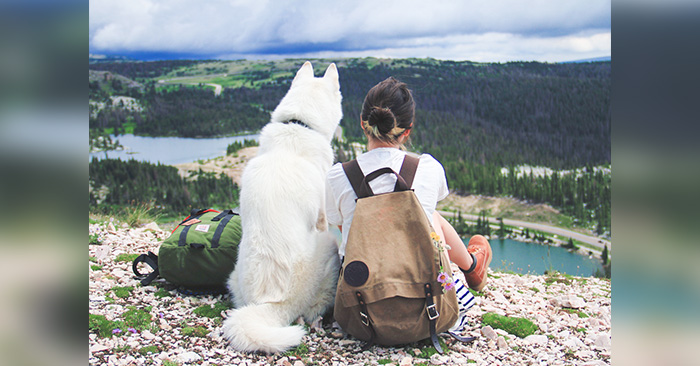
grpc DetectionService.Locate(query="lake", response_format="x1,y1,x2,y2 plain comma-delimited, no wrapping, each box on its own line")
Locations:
89,134,260,165
485,238,603,277
89,134,602,277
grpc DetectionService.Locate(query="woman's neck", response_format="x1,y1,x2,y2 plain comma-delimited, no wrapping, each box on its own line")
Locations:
367,138,401,151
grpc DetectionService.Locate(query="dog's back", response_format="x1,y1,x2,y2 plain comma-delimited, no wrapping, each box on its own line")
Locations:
223,61,342,353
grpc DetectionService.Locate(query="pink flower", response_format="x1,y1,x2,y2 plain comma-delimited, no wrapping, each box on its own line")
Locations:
443,281,455,291
437,272,449,283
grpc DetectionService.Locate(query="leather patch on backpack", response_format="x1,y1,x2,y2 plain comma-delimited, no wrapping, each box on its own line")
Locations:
344,261,369,287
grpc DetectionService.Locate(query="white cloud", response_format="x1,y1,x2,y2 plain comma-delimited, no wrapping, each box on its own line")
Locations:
89,0,611,61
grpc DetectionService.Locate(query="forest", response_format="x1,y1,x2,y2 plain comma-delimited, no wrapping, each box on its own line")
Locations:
88,58,610,233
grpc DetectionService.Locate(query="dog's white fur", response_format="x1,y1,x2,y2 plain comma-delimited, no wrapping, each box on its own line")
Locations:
222,62,342,353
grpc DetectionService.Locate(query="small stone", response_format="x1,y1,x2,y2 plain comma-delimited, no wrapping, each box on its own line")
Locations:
551,295,586,309
497,336,508,349
329,331,344,339
179,351,202,363
159,318,172,331
481,325,498,340
429,353,449,365
524,334,548,346
399,356,413,366
141,330,156,340
143,222,160,232
593,333,611,349
293,361,304,366
89,343,109,353
412,348,422,356
562,337,585,350
339,340,357,347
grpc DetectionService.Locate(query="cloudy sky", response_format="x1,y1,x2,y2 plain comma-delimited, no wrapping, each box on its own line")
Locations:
89,0,610,62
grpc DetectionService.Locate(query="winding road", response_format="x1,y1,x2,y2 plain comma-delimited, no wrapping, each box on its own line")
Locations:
438,210,611,251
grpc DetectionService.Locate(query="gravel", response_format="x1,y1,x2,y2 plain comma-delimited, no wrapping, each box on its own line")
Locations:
89,221,611,365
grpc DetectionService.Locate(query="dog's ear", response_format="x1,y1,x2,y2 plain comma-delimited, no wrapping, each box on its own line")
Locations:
294,61,314,82
323,63,339,88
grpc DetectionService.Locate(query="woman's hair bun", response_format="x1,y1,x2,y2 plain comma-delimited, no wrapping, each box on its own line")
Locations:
368,107,396,134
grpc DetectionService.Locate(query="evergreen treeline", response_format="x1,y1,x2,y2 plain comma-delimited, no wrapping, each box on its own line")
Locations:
88,58,610,233
89,158,239,214
88,60,203,80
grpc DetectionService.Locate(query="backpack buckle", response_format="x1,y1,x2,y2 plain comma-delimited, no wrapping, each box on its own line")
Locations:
360,311,370,326
427,304,440,320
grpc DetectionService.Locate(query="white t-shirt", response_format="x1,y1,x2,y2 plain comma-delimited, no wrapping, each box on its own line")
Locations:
325,147,449,257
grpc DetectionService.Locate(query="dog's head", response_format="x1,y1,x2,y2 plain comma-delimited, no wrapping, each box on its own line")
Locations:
271,61,343,141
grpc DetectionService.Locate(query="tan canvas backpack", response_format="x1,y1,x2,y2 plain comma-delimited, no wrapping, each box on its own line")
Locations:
333,155,459,353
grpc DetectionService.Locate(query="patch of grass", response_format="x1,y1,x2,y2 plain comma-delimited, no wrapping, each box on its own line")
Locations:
181,326,208,338
562,308,589,318
89,256,97,262
111,286,134,298
113,345,131,353
529,287,540,293
283,342,309,358
193,301,231,318
378,359,392,365
89,233,101,245
488,274,501,279
576,327,587,333
91,265,103,271
162,361,180,366
115,253,139,263
124,201,161,227
481,312,538,338
154,288,173,298
138,345,160,355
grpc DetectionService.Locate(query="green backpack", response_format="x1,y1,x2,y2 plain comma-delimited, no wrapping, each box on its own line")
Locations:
132,208,241,294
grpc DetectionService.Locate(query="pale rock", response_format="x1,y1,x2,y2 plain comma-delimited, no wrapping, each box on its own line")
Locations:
108,222,117,233
339,340,357,347
293,361,304,366
399,356,413,366
551,295,586,309
429,353,449,365
490,291,508,304
329,331,344,339
179,351,202,363
497,336,508,349
481,325,498,340
524,334,548,346
562,337,585,350
94,245,111,261
89,343,110,353
538,323,549,332
143,222,160,232
412,348,422,356
141,330,155,340
159,318,172,330
593,333,611,349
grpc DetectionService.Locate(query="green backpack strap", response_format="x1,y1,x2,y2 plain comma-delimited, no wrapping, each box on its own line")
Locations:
211,211,239,248
132,251,159,286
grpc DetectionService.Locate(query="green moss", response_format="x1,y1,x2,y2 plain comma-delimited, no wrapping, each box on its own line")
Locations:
138,345,160,355
562,308,589,318
481,312,538,338
378,359,392,365
283,342,309,358
154,288,173,298
162,361,180,366
114,253,139,263
91,265,103,271
529,287,540,293
181,326,208,337
193,301,231,318
111,286,134,298
413,338,448,359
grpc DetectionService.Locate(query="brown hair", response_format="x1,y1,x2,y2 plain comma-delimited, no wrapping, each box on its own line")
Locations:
360,77,415,144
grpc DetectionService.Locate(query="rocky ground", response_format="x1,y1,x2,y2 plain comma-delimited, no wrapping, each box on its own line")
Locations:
89,221,611,366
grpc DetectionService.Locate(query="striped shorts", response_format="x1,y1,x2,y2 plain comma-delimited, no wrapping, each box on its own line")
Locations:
449,277,476,333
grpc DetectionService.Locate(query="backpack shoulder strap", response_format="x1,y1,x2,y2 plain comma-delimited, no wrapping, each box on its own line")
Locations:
396,154,420,190
342,159,365,198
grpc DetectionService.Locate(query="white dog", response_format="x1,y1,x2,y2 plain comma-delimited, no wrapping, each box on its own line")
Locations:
222,62,342,353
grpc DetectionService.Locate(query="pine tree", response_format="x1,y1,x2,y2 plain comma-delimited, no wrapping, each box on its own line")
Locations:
601,244,609,265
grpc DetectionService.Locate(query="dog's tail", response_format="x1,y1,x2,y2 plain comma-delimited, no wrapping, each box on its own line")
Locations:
222,302,305,353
